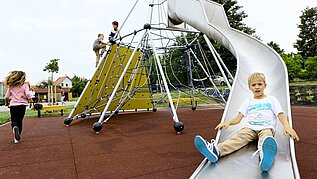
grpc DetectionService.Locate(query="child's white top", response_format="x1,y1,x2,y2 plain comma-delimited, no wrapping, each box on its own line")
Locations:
239,96,284,131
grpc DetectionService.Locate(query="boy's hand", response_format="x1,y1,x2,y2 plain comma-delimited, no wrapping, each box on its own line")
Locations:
215,122,230,130
284,126,300,141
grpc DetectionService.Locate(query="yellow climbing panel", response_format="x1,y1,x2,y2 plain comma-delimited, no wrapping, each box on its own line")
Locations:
70,45,153,117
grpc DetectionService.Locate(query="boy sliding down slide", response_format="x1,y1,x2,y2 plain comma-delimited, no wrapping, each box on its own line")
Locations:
194,72,299,172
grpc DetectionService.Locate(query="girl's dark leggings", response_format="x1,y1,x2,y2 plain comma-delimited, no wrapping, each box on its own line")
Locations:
10,105,26,134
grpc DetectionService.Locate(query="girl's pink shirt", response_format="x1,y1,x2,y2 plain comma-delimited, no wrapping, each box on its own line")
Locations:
5,84,32,106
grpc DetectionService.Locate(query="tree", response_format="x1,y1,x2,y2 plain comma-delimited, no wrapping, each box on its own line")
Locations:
280,53,303,81
203,0,258,72
267,41,285,54
43,59,60,84
37,80,49,88
169,0,257,80
43,59,59,104
218,0,256,35
71,75,88,97
294,7,317,60
304,56,317,80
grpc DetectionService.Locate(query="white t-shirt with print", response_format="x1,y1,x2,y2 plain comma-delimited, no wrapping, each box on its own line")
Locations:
239,96,284,131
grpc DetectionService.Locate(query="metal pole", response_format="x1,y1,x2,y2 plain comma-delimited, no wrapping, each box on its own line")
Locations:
149,31,179,122
189,48,226,102
117,0,140,35
203,34,232,89
183,34,195,108
54,85,57,105
67,79,91,118
48,85,50,104
204,35,234,80
98,31,147,124
151,26,199,33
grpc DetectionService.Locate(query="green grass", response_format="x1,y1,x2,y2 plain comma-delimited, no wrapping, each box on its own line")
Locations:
0,105,74,125
152,89,220,108
0,90,219,125
0,111,10,125
71,97,79,101
289,81,317,86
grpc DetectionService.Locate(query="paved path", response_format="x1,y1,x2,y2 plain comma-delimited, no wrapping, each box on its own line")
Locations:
0,102,76,112
0,106,315,178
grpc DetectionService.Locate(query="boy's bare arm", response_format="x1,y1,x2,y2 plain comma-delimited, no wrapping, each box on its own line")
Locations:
215,112,244,130
278,113,300,141
100,40,108,44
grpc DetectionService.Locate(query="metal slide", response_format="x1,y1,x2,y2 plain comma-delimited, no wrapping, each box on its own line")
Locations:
168,0,300,178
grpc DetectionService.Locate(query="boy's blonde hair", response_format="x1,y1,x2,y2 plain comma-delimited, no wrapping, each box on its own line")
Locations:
248,72,266,85
97,33,104,37
5,71,26,88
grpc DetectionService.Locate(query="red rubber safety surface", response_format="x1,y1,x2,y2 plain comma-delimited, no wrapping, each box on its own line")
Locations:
0,106,315,179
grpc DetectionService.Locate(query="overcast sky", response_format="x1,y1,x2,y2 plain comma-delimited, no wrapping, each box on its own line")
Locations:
0,0,316,85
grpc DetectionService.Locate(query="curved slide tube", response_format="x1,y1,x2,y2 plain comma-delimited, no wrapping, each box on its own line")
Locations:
168,0,299,178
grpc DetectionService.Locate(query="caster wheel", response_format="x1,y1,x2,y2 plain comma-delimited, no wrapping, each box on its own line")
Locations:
153,108,157,112
144,23,151,29
191,106,196,111
93,122,103,132
174,121,184,133
64,118,73,126
80,113,87,118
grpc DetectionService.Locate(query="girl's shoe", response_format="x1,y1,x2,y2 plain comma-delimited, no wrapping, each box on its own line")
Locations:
13,126,21,141
13,138,20,144
194,135,220,163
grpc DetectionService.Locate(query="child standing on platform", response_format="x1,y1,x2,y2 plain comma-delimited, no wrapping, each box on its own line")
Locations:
5,71,32,144
108,21,120,44
194,72,299,172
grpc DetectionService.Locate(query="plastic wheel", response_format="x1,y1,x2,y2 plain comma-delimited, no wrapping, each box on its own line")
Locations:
143,23,151,29
92,122,103,132
174,121,184,133
64,118,73,126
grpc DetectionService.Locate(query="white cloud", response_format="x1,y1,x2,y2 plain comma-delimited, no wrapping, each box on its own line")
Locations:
238,0,317,53
9,16,96,32
0,51,4,58
1,0,316,85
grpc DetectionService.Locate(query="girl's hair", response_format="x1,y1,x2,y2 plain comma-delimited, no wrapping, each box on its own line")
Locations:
248,72,266,85
5,71,26,87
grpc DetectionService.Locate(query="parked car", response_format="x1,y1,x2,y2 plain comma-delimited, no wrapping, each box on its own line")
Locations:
203,87,230,101
222,88,231,100
212,75,233,86
204,88,221,98
149,84,161,93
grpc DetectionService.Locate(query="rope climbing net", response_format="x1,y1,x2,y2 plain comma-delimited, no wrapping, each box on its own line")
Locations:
65,0,235,133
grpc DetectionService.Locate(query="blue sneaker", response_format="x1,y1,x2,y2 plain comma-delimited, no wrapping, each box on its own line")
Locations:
194,135,220,163
260,136,277,171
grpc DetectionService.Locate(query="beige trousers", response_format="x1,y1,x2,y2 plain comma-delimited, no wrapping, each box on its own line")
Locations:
93,44,108,65
217,127,273,157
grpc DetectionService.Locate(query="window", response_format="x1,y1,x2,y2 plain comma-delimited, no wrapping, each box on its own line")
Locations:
61,83,64,87
66,84,68,87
